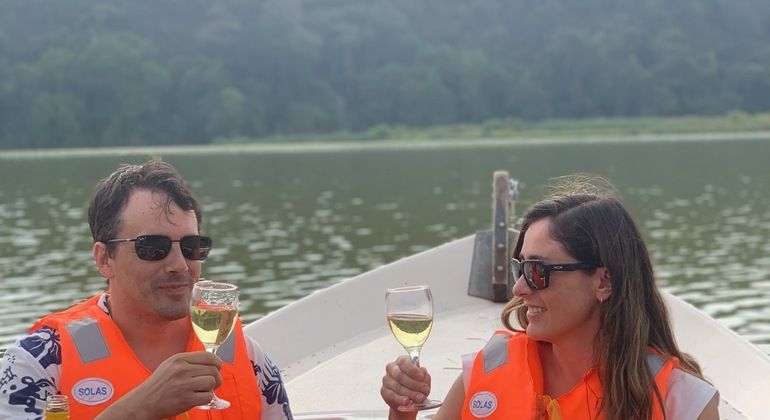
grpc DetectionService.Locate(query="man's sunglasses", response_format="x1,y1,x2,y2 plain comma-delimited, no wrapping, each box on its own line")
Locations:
106,235,212,261
510,258,599,290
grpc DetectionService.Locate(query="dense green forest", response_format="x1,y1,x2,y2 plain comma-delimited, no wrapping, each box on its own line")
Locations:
1,0,770,149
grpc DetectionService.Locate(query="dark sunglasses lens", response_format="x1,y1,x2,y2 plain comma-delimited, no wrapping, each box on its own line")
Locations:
135,236,172,261
180,236,212,260
524,261,546,289
510,259,522,280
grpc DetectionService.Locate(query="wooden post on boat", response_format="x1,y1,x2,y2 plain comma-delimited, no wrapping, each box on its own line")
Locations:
468,171,519,302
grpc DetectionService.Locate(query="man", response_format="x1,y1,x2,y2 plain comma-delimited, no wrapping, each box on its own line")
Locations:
0,159,292,419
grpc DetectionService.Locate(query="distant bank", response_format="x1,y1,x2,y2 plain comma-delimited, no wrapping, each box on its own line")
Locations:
215,112,770,145
2,113,770,154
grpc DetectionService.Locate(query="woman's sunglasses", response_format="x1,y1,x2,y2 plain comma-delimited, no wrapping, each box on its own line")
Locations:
510,258,599,290
106,235,212,261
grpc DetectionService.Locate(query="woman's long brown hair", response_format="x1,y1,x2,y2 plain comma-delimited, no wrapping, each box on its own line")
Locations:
501,176,704,420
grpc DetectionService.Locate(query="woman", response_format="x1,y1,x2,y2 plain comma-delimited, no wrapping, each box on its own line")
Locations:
381,176,719,419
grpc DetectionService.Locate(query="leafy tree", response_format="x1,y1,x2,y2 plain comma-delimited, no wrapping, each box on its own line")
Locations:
1,0,770,148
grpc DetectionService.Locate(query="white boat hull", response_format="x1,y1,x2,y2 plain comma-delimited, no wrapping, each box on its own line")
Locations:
245,235,770,419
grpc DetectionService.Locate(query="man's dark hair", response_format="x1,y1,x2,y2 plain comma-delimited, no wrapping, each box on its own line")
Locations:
88,159,202,253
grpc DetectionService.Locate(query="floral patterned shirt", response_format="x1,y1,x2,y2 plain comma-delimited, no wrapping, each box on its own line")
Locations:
0,294,292,420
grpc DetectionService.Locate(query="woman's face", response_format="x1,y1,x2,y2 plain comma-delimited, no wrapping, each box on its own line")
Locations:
512,218,605,346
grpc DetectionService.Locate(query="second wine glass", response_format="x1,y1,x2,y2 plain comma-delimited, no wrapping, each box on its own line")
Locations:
386,285,442,412
190,280,239,410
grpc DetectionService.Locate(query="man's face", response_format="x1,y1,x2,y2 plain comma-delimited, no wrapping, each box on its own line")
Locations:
104,189,202,321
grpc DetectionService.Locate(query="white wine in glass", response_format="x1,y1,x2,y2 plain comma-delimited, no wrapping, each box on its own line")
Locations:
190,281,239,410
386,285,442,412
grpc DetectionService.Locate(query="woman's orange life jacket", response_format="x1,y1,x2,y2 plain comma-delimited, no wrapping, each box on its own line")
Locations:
461,330,676,420
30,294,262,420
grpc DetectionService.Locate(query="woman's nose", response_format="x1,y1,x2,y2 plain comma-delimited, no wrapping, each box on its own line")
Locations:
512,273,532,297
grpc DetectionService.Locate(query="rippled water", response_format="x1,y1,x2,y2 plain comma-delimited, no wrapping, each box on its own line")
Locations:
1,137,769,355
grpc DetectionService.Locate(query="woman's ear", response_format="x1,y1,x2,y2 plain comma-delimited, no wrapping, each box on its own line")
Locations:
596,267,612,302
93,242,114,280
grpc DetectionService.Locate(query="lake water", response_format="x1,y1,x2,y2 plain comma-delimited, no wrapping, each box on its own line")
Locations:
1,136,769,355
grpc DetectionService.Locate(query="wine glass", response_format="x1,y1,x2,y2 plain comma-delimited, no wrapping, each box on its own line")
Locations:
190,280,239,410
385,285,442,412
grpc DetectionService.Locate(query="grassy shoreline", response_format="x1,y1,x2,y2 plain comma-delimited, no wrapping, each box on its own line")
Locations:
3,112,770,155
216,111,770,144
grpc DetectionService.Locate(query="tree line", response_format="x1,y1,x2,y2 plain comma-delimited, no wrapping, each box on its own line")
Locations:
1,0,770,149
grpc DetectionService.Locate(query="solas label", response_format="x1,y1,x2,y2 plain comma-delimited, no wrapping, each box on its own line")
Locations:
71,378,114,405
469,391,497,418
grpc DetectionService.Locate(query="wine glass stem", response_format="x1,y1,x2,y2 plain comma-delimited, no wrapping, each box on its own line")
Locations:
204,346,223,404
409,350,420,365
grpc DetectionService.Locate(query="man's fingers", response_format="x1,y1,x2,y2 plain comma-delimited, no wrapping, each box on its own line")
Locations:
191,390,216,406
188,375,219,392
211,369,223,388
188,365,223,388
178,351,223,368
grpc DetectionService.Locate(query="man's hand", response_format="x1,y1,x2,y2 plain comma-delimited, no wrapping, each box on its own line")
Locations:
95,351,223,419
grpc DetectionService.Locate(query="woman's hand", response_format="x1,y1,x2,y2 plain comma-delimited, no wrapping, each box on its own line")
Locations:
380,355,432,409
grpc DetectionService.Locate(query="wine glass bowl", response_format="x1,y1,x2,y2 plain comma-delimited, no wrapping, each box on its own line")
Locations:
385,285,442,412
190,281,239,410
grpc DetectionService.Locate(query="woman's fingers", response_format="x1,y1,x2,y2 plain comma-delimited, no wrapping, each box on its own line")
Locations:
394,356,431,393
380,356,432,407
382,372,426,403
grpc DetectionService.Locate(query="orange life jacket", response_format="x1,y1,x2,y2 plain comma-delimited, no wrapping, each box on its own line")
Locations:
461,330,676,420
31,294,262,420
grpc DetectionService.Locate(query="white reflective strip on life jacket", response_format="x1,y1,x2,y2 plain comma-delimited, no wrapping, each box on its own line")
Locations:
482,333,510,374
216,328,235,363
480,335,666,377
646,353,665,376
67,318,111,363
